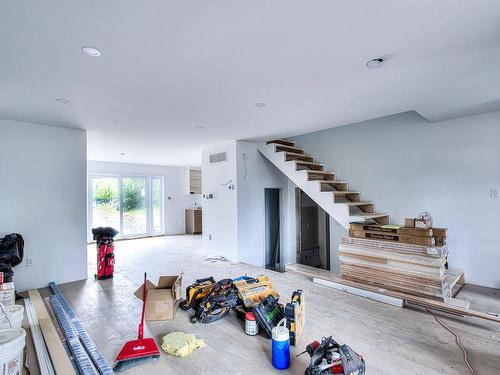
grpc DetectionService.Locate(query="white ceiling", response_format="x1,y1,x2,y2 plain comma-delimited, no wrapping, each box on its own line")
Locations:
2,1,500,166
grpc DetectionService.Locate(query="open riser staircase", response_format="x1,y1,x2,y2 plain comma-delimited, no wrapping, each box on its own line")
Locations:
258,139,389,230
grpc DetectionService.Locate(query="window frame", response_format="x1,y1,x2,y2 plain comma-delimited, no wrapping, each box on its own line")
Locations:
88,174,165,239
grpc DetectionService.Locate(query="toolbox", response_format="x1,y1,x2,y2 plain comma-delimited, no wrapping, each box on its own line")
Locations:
233,275,279,308
284,290,304,346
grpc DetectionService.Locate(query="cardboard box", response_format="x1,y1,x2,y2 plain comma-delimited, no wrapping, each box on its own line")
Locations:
350,223,433,238
433,228,448,246
404,218,415,228
350,230,435,246
134,275,182,321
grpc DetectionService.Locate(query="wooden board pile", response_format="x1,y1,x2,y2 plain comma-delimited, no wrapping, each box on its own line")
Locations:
340,223,462,300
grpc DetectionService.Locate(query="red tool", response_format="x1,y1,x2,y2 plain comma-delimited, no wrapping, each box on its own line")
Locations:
113,272,160,372
296,340,320,357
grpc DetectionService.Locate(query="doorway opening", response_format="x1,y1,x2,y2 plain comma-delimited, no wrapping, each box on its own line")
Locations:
265,188,281,271
296,188,330,270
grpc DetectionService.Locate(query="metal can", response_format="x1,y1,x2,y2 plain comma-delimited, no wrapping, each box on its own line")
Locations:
245,311,259,335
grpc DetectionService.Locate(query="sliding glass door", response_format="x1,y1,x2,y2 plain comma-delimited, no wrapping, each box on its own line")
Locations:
90,176,164,238
122,177,148,236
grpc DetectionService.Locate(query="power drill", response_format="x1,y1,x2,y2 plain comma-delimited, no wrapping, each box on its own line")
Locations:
296,340,320,357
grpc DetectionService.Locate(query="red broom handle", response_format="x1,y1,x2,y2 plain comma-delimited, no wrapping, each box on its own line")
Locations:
138,272,147,340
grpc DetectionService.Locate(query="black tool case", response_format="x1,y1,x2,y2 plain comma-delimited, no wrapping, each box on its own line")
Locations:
252,295,284,338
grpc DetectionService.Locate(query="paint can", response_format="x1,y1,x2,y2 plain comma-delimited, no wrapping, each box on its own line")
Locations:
0,328,26,375
245,312,259,335
271,318,290,370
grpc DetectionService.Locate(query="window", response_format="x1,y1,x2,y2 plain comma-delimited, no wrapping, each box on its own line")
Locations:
90,175,164,238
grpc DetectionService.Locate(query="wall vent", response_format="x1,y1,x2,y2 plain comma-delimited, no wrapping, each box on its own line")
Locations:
209,151,227,163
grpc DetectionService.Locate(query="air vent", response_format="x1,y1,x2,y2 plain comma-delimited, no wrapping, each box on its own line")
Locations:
209,151,227,163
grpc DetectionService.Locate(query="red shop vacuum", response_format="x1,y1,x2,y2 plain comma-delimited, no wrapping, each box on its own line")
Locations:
92,226,119,280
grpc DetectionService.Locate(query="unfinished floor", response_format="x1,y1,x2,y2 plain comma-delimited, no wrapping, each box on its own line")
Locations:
41,235,500,374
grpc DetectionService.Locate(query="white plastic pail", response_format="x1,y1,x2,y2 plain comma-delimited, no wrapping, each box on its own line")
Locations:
0,328,26,375
0,305,24,330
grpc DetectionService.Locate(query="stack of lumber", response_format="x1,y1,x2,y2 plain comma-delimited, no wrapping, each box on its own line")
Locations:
340,223,461,300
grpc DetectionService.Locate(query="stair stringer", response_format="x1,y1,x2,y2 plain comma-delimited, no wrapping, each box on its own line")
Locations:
258,143,352,230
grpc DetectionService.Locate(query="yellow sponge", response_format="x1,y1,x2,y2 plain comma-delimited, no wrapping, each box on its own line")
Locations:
161,332,205,358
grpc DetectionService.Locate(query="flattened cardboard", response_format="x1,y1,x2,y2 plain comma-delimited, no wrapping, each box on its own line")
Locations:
134,275,182,321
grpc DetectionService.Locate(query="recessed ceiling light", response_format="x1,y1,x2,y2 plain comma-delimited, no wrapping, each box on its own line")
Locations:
366,58,384,69
120,152,126,156
195,125,205,129
255,102,266,108
81,46,102,57
56,98,70,104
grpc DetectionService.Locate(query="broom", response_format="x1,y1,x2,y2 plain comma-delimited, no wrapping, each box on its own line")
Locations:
114,272,160,372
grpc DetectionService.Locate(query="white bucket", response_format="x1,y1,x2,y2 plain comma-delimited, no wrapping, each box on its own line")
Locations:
0,305,24,330
0,328,26,375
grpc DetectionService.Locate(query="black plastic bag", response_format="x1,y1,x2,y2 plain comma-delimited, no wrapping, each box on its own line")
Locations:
0,233,24,282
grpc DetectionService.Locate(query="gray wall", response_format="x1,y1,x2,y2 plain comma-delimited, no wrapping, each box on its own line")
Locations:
291,110,500,288
236,141,290,268
0,119,87,291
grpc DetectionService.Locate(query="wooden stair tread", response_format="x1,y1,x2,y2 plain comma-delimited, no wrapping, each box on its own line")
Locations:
330,191,360,194
307,171,334,175
348,201,373,206
295,161,324,167
320,180,347,184
275,145,305,154
350,212,388,218
267,139,295,147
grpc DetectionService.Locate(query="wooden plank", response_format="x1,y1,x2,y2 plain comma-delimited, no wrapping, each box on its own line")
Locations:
339,245,446,266
286,264,500,324
340,252,388,264
341,236,448,257
313,277,404,307
28,290,76,375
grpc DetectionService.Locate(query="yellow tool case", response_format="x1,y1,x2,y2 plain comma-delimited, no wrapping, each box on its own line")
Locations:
233,275,279,308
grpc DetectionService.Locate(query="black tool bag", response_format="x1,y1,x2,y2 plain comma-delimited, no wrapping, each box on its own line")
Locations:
0,233,24,282
92,227,119,243
191,278,240,323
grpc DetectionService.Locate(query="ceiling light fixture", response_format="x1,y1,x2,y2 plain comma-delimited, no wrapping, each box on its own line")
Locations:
366,58,384,69
81,46,102,57
255,102,266,108
56,98,70,104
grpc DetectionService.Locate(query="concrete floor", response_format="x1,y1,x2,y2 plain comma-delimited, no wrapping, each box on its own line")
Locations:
48,235,499,374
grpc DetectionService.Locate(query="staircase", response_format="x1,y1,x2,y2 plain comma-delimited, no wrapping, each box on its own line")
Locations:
258,139,389,230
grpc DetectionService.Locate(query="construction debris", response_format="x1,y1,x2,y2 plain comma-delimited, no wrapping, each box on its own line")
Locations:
161,332,205,358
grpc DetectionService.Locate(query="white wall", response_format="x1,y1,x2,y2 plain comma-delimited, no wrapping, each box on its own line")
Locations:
291,110,500,288
201,141,238,260
201,141,292,267
87,161,201,237
236,141,289,268
0,119,87,291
